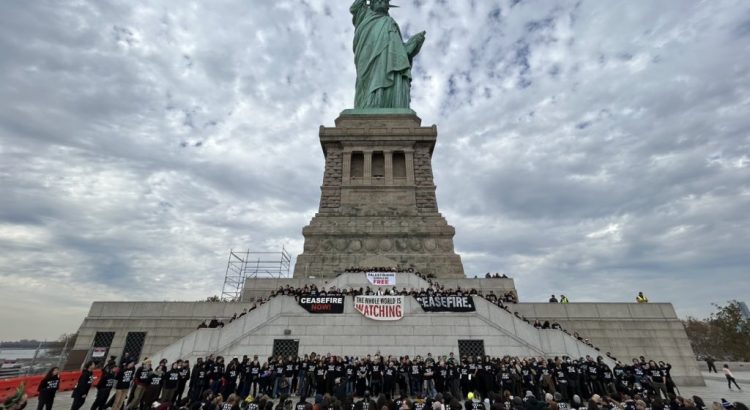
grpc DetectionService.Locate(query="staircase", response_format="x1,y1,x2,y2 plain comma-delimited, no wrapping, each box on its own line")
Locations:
151,273,613,366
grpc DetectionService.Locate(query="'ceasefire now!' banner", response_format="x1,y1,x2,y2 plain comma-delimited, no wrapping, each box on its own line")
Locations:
354,295,404,320
298,295,346,314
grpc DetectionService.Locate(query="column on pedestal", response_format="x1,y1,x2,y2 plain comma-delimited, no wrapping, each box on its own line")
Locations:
342,150,352,185
364,151,372,185
384,150,393,185
405,150,415,185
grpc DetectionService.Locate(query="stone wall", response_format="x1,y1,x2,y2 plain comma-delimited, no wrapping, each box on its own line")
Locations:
513,303,703,386
69,301,252,367
320,143,342,211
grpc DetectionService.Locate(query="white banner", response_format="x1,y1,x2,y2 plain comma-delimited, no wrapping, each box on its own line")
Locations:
366,271,397,286
354,295,404,321
92,347,108,358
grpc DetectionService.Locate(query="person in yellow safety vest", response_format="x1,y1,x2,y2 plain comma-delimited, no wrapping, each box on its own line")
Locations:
560,295,569,304
636,292,649,303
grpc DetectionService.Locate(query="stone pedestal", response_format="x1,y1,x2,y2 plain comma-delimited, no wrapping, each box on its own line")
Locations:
293,113,465,278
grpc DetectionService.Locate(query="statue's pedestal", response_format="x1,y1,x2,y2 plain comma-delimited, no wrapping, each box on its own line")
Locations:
293,112,465,278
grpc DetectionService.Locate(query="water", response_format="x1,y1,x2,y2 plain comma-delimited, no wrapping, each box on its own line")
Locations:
0,349,48,360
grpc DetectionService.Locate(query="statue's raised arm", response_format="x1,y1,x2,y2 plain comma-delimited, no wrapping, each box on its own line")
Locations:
350,0,367,26
350,0,426,110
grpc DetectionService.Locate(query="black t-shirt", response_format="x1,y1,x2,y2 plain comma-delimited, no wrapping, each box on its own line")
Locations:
179,367,190,383
165,369,181,389
295,401,308,410
116,369,135,389
422,365,434,380
355,399,376,410
438,367,448,380
136,367,152,385
98,368,115,389
150,372,163,386
73,370,95,396
500,370,512,383
39,375,60,394
464,400,485,410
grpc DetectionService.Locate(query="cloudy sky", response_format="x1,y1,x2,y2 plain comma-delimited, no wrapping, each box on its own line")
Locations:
1,0,749,340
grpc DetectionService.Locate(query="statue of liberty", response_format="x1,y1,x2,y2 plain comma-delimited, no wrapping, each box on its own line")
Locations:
350,0,426,109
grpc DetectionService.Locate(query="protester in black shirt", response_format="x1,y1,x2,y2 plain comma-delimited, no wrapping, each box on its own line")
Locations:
36,367,60,410
71,361,96,410
91,360,117,410
295,397,309,410
355,392,377,410
113,361,136,410
224,358,241,399
464,393,485,410
248,356,262,398
162,362,181,403
127,360,153,410
370,357,384,396
554,362,569,402
411,360,423,397
188,358,205,402
175,360,191,405
648,360,668,400
356,360,369,396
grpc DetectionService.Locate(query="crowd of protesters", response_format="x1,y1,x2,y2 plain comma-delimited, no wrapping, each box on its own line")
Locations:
41,353,746,410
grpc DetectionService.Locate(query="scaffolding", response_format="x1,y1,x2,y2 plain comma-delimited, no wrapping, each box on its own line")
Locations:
221,247,291,301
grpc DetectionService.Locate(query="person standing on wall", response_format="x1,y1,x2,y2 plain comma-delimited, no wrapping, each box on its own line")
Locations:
71,361,96,410
36,367,60,410
636,292,649,303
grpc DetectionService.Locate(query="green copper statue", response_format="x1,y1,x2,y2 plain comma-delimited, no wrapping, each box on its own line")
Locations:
350,0,426,109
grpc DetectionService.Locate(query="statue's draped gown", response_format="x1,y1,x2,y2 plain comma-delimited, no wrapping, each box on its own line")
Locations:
351,0,415,109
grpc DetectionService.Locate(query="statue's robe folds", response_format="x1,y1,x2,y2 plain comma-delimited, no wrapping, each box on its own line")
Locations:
351,1,413,109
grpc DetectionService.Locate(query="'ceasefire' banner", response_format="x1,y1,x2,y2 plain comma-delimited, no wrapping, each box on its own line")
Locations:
354,295,404,320
414,295,476,312
366,271,397,286
298,295,345,314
